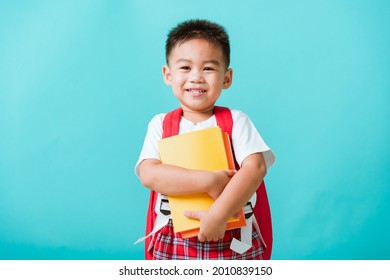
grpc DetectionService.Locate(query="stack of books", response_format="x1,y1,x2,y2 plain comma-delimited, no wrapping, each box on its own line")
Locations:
158,126,246,238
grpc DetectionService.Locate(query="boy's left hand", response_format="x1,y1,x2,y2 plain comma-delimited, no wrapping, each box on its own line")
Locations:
184,210,227,242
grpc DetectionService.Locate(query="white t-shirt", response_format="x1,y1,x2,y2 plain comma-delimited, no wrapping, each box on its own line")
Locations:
135,109,275,176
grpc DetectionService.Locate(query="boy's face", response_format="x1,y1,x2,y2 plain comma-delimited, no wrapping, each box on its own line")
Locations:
163,39,232,116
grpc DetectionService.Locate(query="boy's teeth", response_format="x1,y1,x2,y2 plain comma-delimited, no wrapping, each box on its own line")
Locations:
187,89,205,92
187,89,205,96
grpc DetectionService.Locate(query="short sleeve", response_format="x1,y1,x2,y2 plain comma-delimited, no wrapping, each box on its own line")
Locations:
134,114,165,177
231,110,275,169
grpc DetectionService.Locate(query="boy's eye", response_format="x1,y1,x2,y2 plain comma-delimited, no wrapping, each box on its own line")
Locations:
204,67,214,71
180,66,191,70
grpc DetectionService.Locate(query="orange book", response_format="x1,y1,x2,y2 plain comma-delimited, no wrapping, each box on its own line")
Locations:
158,127,246,238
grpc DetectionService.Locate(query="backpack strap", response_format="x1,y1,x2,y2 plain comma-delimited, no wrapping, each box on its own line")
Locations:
214,106,233,135
214,106,273,260
163,108,183,138
214,106,240,170
144,193,157,259
144,107,182,259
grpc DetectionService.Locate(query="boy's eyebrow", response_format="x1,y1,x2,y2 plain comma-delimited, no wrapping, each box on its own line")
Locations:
175,58,221,66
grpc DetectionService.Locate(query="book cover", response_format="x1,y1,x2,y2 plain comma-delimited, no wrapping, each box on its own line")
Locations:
158,127,246,238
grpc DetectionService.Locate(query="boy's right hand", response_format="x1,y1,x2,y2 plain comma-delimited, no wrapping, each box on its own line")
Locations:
207,170,236,200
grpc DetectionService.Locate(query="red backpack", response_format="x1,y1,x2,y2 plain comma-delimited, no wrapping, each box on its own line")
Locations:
144,106,273,259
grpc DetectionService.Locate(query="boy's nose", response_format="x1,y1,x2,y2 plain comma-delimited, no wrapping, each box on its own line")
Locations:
189,70,204,83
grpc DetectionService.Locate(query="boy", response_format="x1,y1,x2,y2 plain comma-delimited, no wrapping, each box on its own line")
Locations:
135,19,275,259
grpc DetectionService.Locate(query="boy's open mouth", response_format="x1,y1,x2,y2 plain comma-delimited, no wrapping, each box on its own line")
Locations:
186,89,206,97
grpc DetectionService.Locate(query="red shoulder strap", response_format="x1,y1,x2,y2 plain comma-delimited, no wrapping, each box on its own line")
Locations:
163,108,182,138
145,108,182,260
214,106,273,260
214,106,240,170
214,106,233,136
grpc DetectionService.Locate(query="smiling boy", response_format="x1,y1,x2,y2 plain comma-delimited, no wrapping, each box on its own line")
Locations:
135,19,275,259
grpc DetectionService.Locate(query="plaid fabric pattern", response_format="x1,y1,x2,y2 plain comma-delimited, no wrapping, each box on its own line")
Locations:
152,220,264,260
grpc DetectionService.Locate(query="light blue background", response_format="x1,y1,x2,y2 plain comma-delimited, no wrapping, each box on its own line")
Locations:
1,0,389,260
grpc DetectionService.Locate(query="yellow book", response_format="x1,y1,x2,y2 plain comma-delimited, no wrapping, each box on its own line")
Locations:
158,126,246,238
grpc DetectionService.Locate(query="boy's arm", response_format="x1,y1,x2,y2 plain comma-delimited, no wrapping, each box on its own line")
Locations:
185,152,267,242
139,158,236,196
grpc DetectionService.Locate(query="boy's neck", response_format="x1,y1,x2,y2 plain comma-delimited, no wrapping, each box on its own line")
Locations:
182,107,215,124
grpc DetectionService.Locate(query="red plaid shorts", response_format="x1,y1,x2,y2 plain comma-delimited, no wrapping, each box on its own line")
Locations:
151,220,264,260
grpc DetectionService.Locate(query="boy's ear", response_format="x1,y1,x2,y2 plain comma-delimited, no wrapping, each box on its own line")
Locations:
223,68,233,89
162,65,172,86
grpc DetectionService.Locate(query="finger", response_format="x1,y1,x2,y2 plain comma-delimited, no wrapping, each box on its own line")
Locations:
212,236,220,242
226,170,237,177
198,233,205,242
183,211,200,220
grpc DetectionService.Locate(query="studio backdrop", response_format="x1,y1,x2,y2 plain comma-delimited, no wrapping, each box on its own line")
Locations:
1,0,389,260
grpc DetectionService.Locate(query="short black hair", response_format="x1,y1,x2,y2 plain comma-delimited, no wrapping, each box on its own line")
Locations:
165,19,230,68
